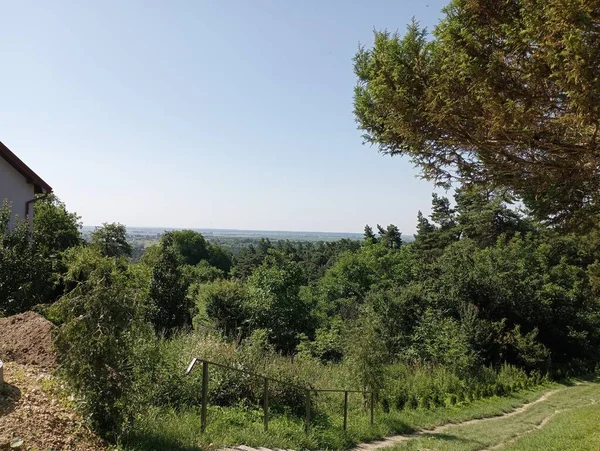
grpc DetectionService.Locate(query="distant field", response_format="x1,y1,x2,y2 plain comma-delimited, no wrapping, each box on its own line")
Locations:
81,226,414,259
82,226,367,242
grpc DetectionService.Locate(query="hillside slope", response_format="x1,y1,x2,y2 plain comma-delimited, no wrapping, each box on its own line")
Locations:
0,312,106,450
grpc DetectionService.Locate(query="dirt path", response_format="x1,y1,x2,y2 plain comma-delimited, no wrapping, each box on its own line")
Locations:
482,393,599,451
219,388,567,451
482,411,558,451
0,361,106,450
351,388,562,450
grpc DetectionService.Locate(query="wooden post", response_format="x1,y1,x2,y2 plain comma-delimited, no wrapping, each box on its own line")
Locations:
305,390,311,433
370,391,374,426
263,378,269,431
343,391,348,431
201,361,208,432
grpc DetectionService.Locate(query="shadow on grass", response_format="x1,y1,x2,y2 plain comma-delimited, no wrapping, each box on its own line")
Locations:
405,432,486,449
424,432,481,444
380,416,414,435
0,382,21,417
576,374,600,383
556,375,600,387
120,432,200,451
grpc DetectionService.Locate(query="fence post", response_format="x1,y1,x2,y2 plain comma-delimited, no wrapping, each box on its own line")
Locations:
370,391,374,426
263,378,269,431
201,360,208,432
343,391,348,431
305,389,311,433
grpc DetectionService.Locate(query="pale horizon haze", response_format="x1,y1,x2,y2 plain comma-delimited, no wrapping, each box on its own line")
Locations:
0,0,448,234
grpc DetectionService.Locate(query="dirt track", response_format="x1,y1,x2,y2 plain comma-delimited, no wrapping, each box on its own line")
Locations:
351,389,561,450
0,312,106,450
0,361,106,450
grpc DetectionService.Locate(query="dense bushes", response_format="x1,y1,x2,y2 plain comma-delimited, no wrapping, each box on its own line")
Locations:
0,196,83,316
52,246,152,434
295,187,600,377
380,363,543,412
123,331,312,420
4,185,600,444
46,188,600,440
0,202,53,315
114,329,548,439
147,233,192,335
195,279,248,338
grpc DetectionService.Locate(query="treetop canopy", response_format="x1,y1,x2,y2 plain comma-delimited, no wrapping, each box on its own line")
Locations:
354,0,600,228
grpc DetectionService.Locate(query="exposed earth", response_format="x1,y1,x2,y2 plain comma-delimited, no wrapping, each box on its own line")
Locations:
0,311,57,371
1,312,599,451
0,312,106,450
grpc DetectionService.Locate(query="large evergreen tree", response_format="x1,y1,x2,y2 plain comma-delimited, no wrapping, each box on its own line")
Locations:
363,224,377,243
354,0,600,227
147,234,191,335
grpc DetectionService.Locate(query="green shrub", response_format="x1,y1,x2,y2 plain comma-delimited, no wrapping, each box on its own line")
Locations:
0,202,52,315
126,330,311,417
196,279,248,339
53,247,151,436
379,362,538,415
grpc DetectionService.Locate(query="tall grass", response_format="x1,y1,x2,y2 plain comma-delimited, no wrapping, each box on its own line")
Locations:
117,330,549,450
382,363,544,411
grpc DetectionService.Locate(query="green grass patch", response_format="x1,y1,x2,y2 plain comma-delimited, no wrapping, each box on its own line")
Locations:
390,380,600,451
119,383,558,450
503,402,600,451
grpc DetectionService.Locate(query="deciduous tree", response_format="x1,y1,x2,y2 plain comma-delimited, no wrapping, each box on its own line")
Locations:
91,223,132,258
33,194,82,256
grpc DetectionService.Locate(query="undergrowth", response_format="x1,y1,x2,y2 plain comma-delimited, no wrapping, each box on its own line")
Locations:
114,331,551,450
119,384,556,450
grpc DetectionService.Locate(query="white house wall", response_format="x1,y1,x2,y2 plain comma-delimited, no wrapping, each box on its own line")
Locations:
0,156,35,227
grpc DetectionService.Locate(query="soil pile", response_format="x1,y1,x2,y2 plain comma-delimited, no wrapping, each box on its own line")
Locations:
0,312,57,370
0,361,106,450
0,313,106,449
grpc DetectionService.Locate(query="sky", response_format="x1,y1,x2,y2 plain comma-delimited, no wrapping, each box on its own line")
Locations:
0,0,449,233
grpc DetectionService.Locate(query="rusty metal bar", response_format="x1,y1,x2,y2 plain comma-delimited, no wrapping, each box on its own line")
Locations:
305,389,311,433
370,391,374,426
186,358,376,435
191,358,307,391
263,377,269,432
201,360,208,432
343,391,348,431
312,388,367,393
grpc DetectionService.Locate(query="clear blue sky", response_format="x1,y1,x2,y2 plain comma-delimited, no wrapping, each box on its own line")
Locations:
0,0,448,233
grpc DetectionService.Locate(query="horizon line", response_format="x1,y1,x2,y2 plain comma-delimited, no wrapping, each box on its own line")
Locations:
81,225,366,235
80,225,417,237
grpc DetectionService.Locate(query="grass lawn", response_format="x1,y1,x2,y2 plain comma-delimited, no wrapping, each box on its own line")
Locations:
119,383,560,450
502,402,600,451
389,379,600,451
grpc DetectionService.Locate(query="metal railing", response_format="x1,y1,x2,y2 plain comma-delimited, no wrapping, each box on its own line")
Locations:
185,358,374,433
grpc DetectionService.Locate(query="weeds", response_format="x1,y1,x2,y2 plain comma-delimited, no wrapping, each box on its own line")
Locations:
116,331,551,450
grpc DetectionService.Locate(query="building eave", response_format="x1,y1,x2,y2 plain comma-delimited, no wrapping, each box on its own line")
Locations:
0,140,53,194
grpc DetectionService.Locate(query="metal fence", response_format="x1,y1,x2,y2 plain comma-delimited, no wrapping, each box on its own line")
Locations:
185,357,374,433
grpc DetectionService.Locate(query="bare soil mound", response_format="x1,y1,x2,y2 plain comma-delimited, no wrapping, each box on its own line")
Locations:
0,361,106,450
0,312,57,370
